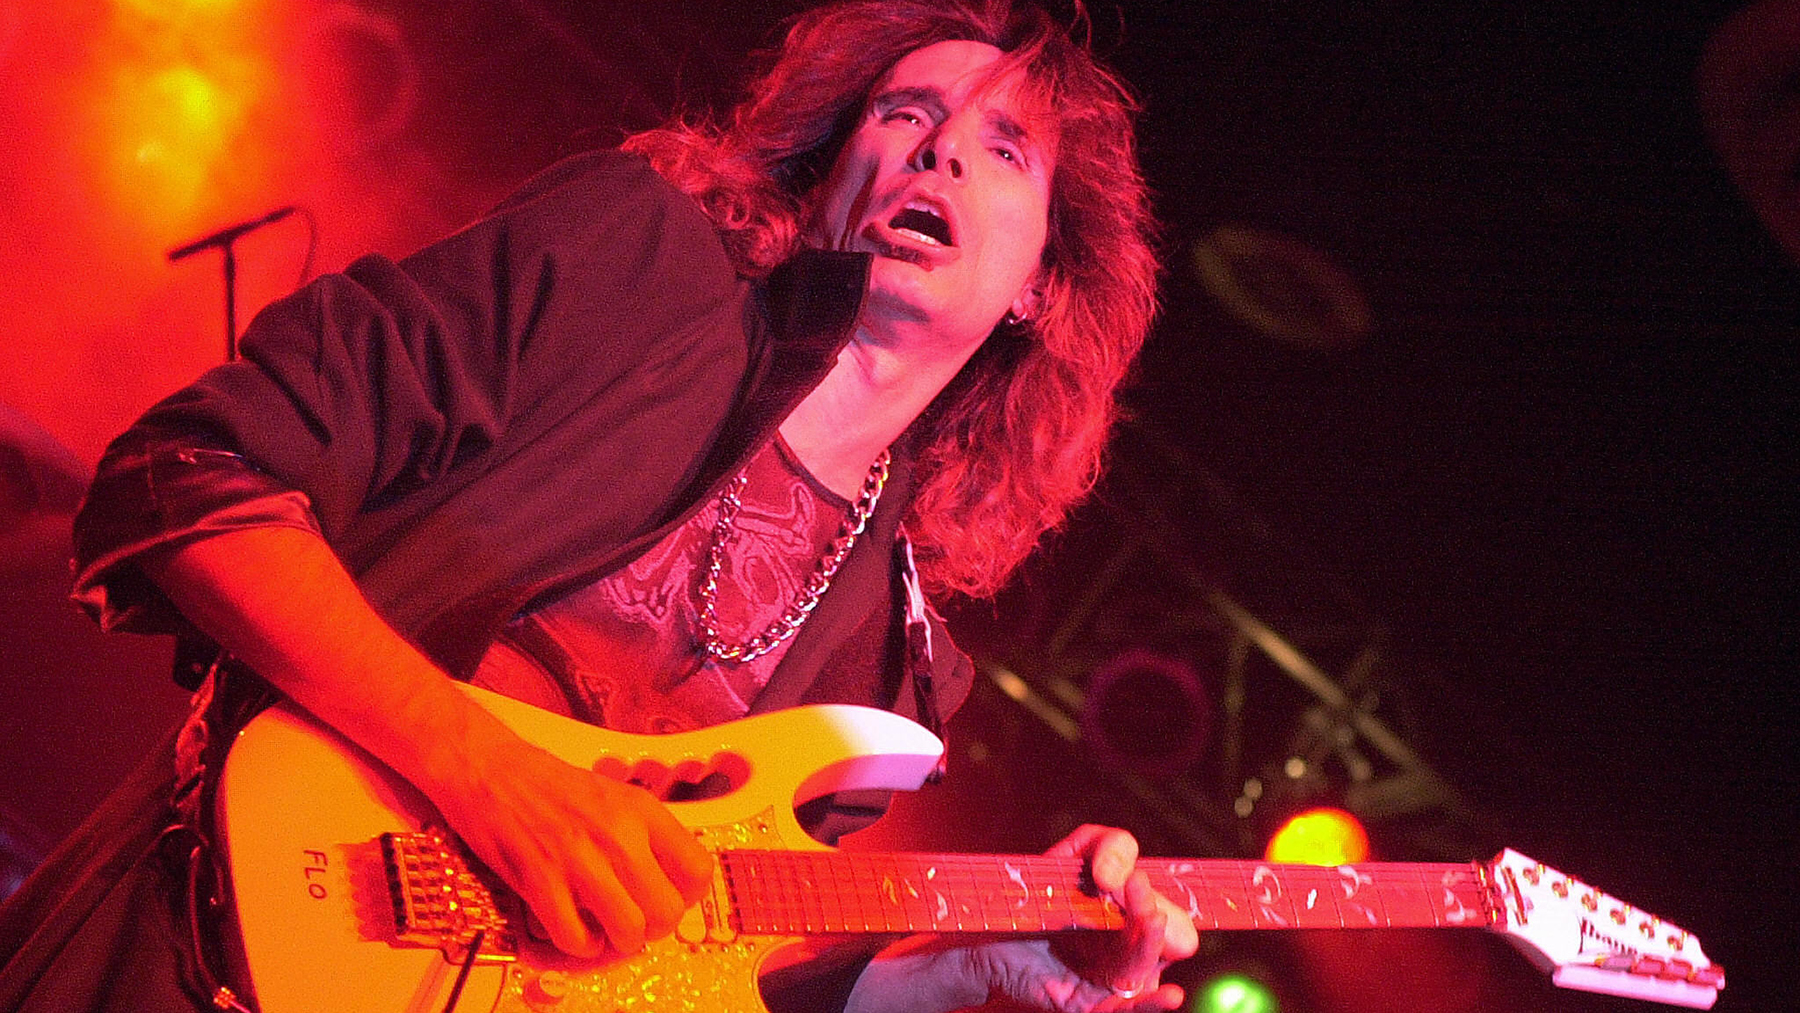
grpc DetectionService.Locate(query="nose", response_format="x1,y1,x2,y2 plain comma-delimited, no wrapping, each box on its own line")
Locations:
911,120,967,181
917,147,963,180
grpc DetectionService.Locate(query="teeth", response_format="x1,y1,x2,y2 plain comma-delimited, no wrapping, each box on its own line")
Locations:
889,205,953,247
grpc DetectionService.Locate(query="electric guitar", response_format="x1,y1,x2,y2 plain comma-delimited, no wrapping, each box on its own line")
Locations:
218,684,1724,1013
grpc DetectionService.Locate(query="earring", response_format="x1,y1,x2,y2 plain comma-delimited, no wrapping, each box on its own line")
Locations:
1007,286,1042,328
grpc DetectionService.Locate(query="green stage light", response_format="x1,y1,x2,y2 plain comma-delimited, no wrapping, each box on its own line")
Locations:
1195,973,1278,1013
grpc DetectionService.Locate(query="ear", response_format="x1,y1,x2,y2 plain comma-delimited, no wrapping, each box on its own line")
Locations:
1009,274,1045,324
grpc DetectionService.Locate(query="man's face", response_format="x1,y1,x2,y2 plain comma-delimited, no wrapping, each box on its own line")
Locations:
805,40,1056,355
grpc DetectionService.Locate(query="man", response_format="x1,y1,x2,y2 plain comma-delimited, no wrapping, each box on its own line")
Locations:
0,2,1195,1010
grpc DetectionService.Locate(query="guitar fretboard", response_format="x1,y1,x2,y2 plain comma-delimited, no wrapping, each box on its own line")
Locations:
721,852,1493,936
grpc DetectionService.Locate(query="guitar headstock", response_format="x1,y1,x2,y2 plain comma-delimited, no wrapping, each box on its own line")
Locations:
1486,849,1724,1009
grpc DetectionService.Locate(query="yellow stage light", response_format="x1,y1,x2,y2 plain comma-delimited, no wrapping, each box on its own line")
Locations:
1263,807,1369,866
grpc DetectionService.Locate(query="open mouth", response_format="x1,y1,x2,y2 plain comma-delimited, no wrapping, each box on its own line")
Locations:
888,205,954,247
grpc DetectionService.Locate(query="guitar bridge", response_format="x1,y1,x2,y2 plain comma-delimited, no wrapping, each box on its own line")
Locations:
379,830,518,963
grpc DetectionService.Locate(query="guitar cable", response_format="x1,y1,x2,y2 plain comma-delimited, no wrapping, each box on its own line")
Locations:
440,929,486,1013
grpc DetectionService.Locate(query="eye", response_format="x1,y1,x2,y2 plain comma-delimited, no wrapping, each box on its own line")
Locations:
882,108,927,127
992,143,1032,169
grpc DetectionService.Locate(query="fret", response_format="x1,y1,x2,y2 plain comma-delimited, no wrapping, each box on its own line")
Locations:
779,852,813,931
895,855,938,929
1428,863,1489,927
1333,865,1388,928
910,857,953,930
812,856,844,932
1288,865,1364,929
943,857,997,931
1249,863,1298,928
723,851,761,933
768,852,801,932
1273,866,1342,929
925,859,969,931
1031,857,1074,929
988,856,1037,932
1373,865,1441,926
874,853,912,931
969,859,1003,930
843,853,884,932
1186,862,1257,930
944,859,989,931
796,853,825,933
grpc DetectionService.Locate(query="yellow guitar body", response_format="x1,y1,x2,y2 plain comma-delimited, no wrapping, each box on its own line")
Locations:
217,684,948,1013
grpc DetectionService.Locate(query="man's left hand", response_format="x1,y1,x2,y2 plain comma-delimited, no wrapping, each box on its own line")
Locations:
846,824,1200,1013
964,824,1200,1011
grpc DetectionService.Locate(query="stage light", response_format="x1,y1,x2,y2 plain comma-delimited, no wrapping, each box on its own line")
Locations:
104,62,240,226
85,0,278,236
1078,650,1212,777
113,0,244,17
1264,806,1369,865
1191,225,1370,352
1194,972,1278,1013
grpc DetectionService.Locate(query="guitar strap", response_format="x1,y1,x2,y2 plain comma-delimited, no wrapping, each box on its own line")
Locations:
896,531,947,783
161,648,278,1013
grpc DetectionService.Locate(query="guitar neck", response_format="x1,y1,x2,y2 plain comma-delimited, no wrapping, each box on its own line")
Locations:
722,851,1492,936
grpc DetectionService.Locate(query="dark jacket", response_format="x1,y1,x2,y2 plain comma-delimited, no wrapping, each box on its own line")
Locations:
70,149,970,718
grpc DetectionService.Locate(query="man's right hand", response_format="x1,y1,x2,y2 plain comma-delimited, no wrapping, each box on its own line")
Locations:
421,719,714,957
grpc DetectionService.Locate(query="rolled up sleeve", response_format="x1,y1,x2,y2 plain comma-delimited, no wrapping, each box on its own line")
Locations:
71,436,322,635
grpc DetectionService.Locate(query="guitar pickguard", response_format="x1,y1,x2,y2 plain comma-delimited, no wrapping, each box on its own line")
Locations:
492,928,773,1013
482,809,797,1013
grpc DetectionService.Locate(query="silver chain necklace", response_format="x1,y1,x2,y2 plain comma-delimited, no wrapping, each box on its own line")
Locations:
696,448,891,663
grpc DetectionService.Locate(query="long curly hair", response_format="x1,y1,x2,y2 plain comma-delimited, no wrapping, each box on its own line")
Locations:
625,0,1157,598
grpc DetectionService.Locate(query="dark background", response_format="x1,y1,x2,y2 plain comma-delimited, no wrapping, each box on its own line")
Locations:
4,2,1793,1011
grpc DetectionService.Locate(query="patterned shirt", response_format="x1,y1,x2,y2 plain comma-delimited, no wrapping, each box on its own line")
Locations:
473,436,847,732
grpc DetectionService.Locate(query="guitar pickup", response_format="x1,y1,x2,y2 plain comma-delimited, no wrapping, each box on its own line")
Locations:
379,830,518,963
